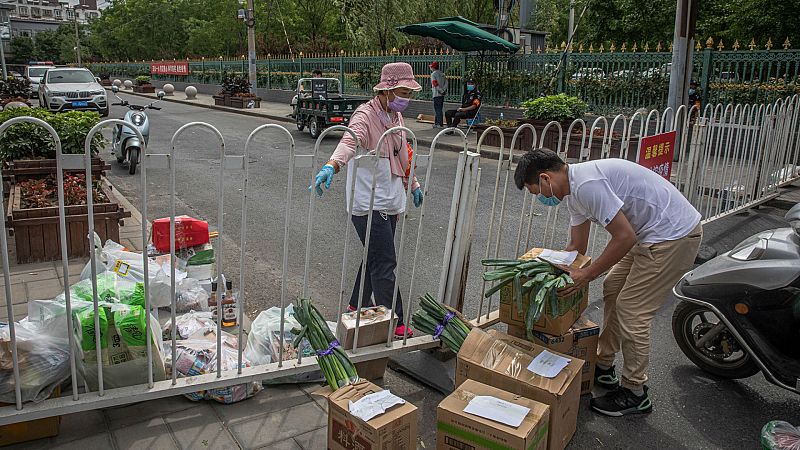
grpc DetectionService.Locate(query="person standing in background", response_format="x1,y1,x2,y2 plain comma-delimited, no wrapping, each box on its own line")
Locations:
430,62,448,128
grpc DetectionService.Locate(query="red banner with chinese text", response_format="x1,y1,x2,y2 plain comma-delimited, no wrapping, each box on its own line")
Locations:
150,61,189,76
637,131,676,180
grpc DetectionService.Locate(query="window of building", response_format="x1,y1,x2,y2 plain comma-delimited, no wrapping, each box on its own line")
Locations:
54,9,61,17
43,9,52,16
18,6,28,16
87,11,97,19
30,7,40,17
66,9,73,18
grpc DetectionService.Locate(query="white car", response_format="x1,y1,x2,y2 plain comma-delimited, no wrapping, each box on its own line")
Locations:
571,67,605,80
38,68,108,117
25,65,55,99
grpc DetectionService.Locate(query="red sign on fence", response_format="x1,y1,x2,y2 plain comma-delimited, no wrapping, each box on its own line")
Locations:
150,61,189,76
638,130,677,180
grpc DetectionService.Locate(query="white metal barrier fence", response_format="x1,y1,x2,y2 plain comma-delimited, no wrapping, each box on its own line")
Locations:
0,119,468,424
469,94,800,324
1,94,798,424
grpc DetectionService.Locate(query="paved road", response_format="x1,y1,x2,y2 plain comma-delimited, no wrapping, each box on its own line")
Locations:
104,94,800,449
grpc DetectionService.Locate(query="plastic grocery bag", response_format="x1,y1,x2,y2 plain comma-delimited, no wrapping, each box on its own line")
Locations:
175,278,209,313
162,311,216,340
762,421,800,450
81,238,187,308
164,336,262,404
74,304,167,390
71,271,145,307
0,322,71,403
244,305,335,384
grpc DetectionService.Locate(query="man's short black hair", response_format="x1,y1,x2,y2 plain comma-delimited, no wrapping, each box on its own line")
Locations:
514,148,566,190
312,69,323,76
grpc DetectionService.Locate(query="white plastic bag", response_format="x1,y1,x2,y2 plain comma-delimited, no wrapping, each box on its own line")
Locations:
80,238,187,308
175,278,209,313
245,305,336,384
0,322,71,403
162,311,216,340
164,336,261,404
762,421,800,450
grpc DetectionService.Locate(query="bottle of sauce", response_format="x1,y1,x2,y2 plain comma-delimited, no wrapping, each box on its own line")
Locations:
221,280,238,328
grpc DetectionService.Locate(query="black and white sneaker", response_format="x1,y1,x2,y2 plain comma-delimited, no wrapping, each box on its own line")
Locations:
594,364,620,390
590,386,653,417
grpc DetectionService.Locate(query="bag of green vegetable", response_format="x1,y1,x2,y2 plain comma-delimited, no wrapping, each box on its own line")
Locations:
761,421,800,450
291,298,359,390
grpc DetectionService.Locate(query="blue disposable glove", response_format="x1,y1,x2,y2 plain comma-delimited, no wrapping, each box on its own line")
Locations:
313,164,335,196
412,187,423,207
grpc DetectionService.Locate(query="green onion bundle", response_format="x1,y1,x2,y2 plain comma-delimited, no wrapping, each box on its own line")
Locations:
411,293,472,352
291,298,358,390
481,258,574,331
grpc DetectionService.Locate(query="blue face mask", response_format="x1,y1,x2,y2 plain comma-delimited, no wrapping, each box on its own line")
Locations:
466,84,475,92
537,178,560,207
688,88,696,95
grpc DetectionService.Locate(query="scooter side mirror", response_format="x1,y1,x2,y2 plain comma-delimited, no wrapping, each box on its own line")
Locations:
157,91,165,99
111,86,119,93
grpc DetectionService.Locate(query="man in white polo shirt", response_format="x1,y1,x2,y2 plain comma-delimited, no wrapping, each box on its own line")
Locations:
514,148,702,417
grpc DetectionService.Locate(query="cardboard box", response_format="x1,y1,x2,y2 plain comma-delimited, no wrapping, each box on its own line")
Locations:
507,316,600,395
0,387,60,446
456,329,583,450
437,379,549,450
355,358,388,381
499,248,591,336
337,306,396,382
337,306,397,350
318,380,418,450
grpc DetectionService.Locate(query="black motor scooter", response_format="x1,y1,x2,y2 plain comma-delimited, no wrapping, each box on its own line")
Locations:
672,204,800,395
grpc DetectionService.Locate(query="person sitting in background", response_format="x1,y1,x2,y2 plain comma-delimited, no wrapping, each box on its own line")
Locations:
312,69,323,78
445,80,481,132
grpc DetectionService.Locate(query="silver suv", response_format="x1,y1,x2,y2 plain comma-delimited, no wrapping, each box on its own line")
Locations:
38,68,108,117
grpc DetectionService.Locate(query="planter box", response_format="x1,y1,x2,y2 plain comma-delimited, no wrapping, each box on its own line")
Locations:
565,133,641,162
133,85,156,93
3,158,110,183
473,124,535,151
101,80,112,86
6,183,131,264
228,96,261,109
213,94,228,106
518,119,573,153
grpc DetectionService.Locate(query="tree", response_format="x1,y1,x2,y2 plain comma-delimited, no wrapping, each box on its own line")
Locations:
10,36,35,64
33,30,62,63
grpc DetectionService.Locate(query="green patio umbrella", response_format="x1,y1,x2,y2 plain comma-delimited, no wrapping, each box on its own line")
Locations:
396,17,519,54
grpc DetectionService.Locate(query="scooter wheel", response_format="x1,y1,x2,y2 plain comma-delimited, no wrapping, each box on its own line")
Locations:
128,147,139,175
672,302,760,379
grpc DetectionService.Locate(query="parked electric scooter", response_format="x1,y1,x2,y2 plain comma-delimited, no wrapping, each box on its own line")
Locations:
109,86,164,175
672,204,800,395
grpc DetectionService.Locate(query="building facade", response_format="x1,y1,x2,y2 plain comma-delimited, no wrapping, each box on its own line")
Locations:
4,0,101,39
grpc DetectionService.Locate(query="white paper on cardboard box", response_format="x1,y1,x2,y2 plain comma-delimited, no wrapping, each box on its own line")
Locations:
538,249,578,266
348,389,405,422
527,349,571,378
463,395,531,428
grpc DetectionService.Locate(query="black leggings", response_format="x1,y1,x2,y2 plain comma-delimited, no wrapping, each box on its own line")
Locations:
348,211,404,325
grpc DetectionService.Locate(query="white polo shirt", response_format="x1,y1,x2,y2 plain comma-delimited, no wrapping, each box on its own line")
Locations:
565,159,701,244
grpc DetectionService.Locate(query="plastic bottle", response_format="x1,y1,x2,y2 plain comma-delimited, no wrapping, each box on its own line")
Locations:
499,112,504,121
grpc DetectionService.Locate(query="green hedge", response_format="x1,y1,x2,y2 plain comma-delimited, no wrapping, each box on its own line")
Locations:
0,108,106,162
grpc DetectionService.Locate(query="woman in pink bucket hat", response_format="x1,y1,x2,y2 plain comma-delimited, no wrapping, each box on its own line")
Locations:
312,62,422,338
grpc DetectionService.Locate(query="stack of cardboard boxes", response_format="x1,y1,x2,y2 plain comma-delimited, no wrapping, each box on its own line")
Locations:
499,248,600,396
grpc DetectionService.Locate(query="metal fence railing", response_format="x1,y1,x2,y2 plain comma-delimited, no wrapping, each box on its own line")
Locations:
1,94,797,424
465,94,800,324
87,40,800,115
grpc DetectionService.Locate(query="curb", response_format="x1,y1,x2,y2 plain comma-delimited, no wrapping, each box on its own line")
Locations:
110,88,507,161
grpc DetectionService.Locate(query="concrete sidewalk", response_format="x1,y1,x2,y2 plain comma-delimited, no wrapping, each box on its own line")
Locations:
113,87,506,158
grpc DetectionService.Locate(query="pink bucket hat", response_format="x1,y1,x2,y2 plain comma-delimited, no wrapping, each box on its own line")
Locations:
373,62,422,91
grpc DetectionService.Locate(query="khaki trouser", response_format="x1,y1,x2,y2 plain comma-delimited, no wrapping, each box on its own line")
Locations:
597,223,703,389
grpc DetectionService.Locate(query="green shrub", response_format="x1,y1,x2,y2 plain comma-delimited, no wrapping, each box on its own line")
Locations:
0,108,106,162
135,75,151,86
0,76,32,98
522,94,588,121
